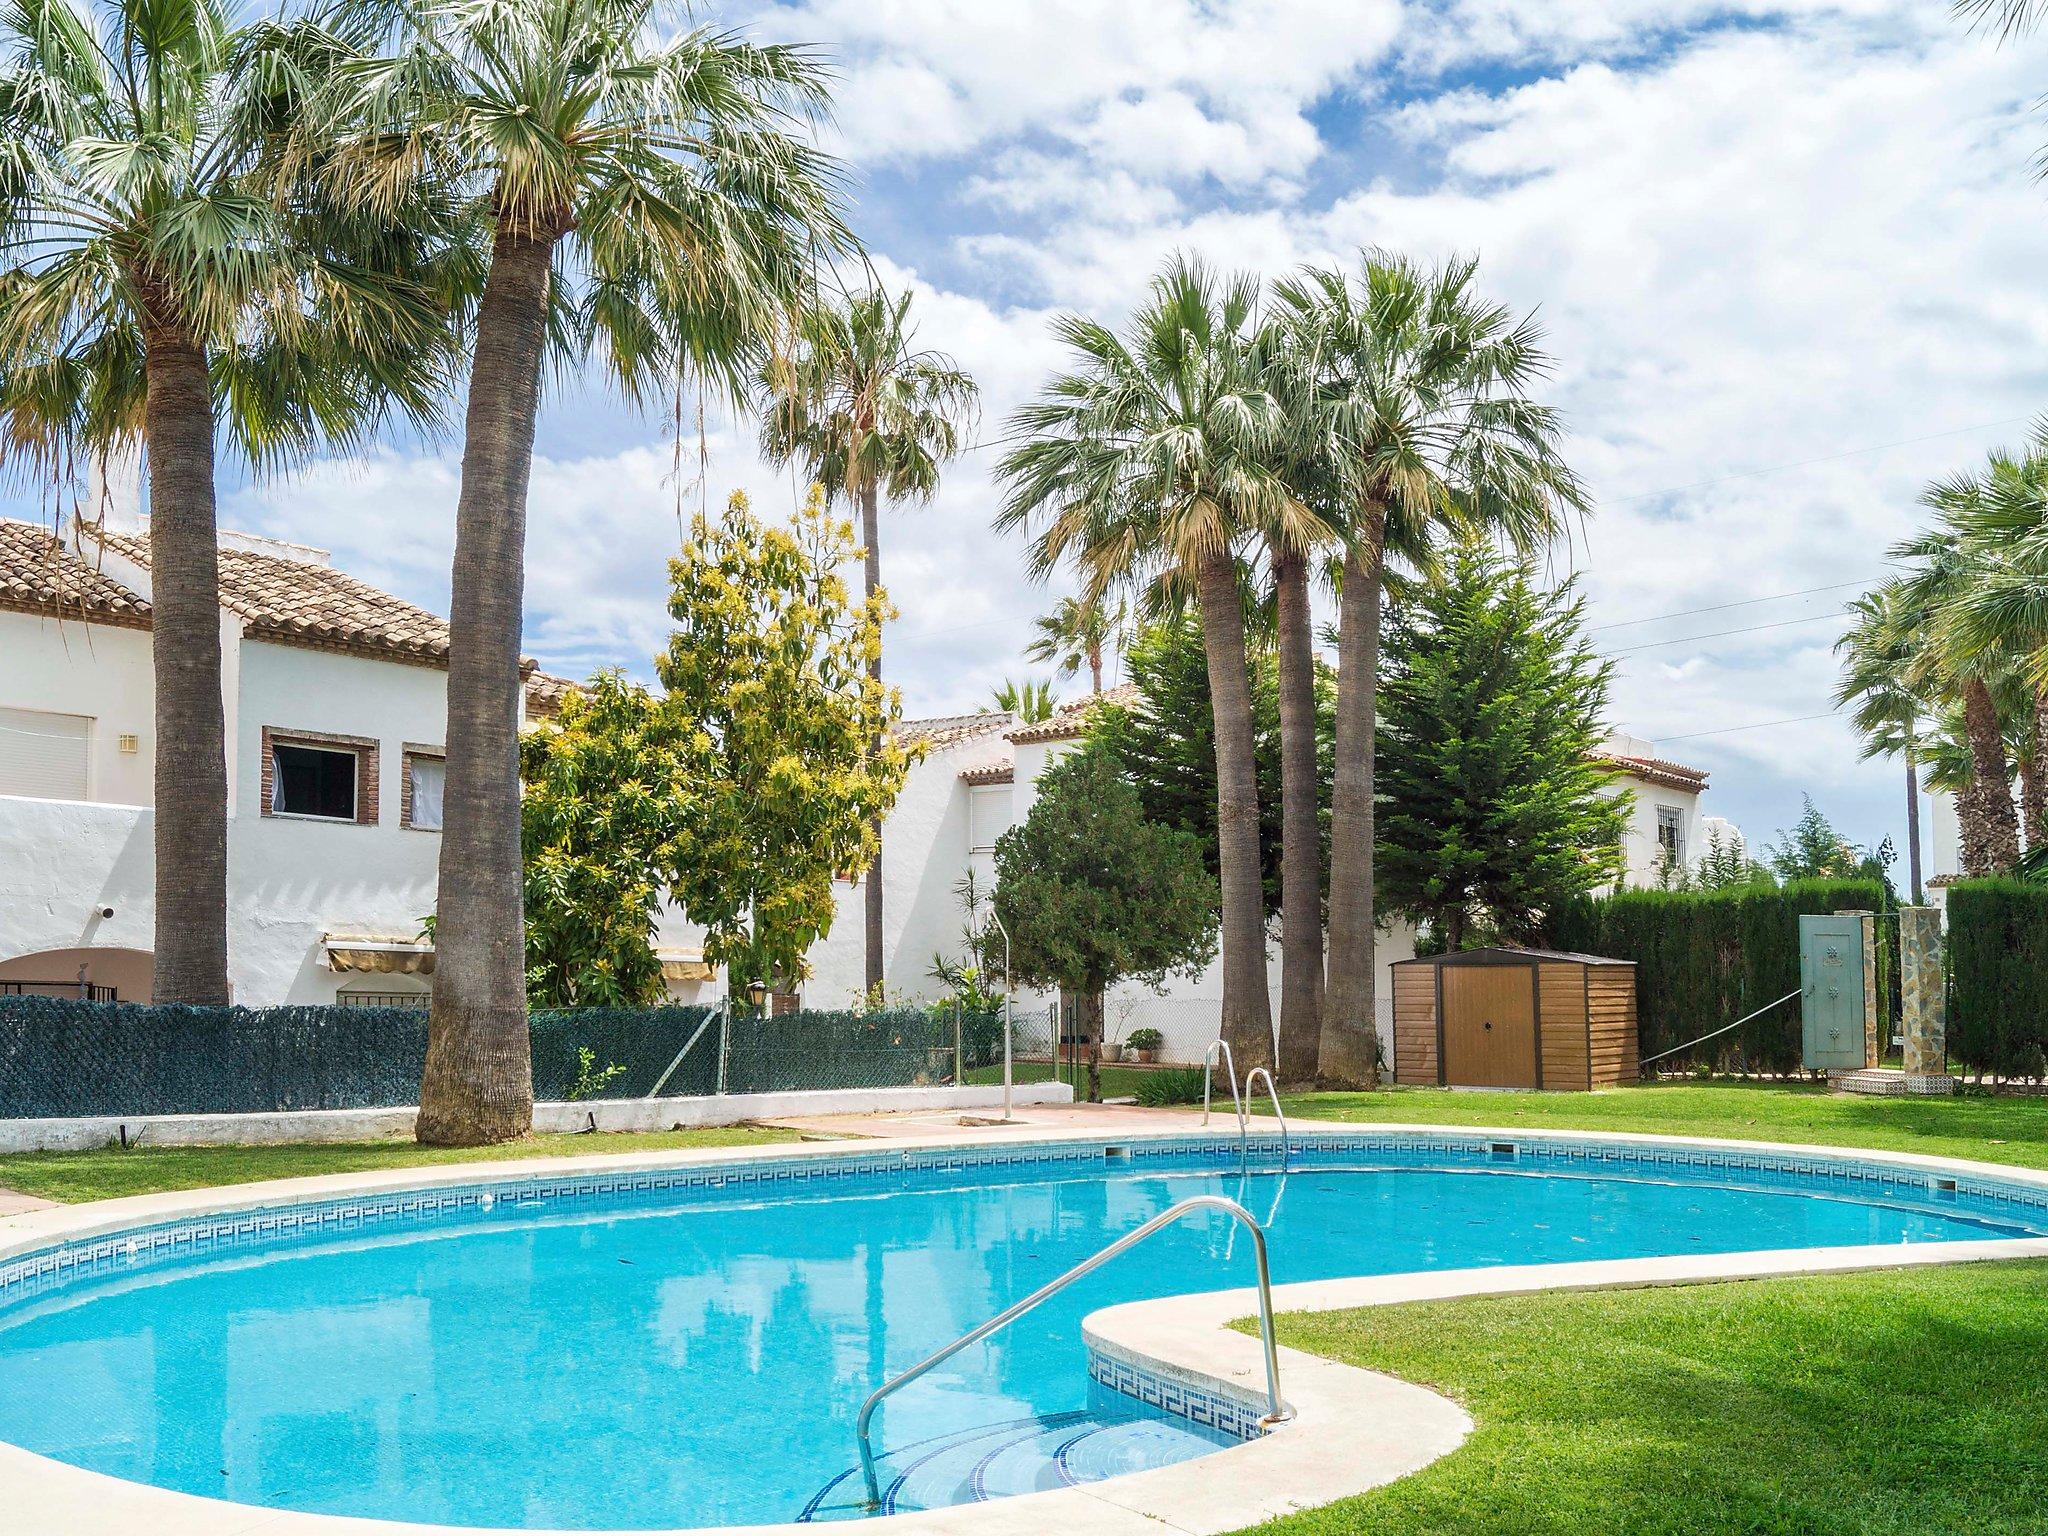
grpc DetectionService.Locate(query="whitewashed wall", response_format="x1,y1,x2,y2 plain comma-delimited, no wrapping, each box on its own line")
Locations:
0,610,156,806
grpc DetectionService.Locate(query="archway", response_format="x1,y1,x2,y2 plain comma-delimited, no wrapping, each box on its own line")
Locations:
0,946,154,1002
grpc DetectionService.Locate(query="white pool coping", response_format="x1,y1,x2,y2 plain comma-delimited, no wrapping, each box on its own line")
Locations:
5,1119,2048,1536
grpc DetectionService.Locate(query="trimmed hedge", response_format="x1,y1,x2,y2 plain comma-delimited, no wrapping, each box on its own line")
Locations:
1945,879,2048,1082
0,999,996,1119
1544,879,1887,1073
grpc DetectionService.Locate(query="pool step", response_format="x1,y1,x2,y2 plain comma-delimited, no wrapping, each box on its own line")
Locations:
799,1408,1233,1521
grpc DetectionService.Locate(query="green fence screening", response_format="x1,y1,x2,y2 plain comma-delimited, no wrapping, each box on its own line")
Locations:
0,999,1001,1119
1543,878,1887,1073
1945,879,2048,1083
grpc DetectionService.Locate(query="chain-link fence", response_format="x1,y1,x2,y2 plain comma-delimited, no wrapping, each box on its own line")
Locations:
0,997,1004,1119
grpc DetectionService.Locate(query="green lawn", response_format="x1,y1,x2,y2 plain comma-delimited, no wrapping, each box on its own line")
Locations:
1277,1081,2048,1172
0,1124,801,1204
963,1061,1159,1100
1230,1260,2048,1536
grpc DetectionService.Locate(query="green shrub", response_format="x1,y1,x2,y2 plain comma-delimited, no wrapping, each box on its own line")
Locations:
1544,878,1886,1073
1946,879,2048,1082
1134,1065,1207,1107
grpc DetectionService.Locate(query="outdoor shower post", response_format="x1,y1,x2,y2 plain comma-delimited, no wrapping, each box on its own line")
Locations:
1899,906,1953,1091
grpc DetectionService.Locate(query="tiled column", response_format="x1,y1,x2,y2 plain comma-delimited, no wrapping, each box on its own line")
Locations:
1899,906,1945,1078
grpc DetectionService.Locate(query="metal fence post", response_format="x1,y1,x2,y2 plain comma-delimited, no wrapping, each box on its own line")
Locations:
715,994,732,1097
953,998,963,1087
990,911,1012,1122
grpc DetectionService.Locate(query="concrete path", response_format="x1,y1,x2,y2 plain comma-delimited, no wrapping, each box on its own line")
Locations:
0,1187,56,1216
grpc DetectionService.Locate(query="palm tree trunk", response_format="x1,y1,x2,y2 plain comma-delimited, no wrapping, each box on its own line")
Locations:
859,476,885,999
2028,689,2048,850
1319,512,1385,1086
141,317,230,1004
1272,550,1322,1084
1904,744,1924,905
1194,549,1275,1072
1088,638,1103,695
417,221,556,1146
1959,676,2020,876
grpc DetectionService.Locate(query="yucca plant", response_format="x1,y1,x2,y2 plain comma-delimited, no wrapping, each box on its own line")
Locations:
321,0,852,1143
0,0,458,1003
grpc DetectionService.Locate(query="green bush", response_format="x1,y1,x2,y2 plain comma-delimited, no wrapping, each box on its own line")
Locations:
1945,879,2048,1082
1134,1064,1207,1107
1544,878,1886,1073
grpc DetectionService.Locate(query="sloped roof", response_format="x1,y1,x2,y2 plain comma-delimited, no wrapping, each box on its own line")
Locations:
98,528,453,667
896,710,1015,751
1598,750,1709,794
959,759,1014,785
0,518,152,629
1006,683,1139,744
524,671,582,719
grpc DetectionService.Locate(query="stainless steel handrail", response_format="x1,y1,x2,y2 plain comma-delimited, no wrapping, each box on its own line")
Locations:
1201,1039,1242,1130
853,1194,1293,1507
1242,1066,1290,1171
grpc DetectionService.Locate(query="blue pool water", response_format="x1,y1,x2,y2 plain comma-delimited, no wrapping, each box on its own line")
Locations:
1,1135,2043,1529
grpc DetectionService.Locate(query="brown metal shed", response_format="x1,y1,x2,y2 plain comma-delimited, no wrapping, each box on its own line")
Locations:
1390,947,1638,1091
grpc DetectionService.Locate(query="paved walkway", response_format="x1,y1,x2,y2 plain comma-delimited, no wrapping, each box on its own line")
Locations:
0,1189,56,1217
761,1100,1211,1141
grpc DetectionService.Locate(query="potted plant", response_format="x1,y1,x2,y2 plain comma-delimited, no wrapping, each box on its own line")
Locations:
1126,1027,1164,1064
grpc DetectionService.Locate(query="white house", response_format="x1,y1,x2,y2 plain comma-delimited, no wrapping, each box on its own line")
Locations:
1596,731,1720,886
1,495,1723,1044
0,505,597,1007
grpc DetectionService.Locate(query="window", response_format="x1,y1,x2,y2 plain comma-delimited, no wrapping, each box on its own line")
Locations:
404,748,445,831
0,706,91,801
263,728,377,824
1656,805,1685,867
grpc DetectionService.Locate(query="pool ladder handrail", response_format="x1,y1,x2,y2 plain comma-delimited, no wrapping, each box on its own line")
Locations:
1242,1065,1290,1172
1201,1039,1242,1130
852,1194,1294,1508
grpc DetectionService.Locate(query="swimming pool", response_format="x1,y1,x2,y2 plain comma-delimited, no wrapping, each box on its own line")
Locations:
3,1131,2046,1531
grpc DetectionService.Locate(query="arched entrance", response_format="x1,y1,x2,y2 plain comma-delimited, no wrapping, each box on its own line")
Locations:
0,946,154,1002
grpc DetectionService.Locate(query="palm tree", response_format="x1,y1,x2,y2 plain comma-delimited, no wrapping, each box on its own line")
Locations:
1271,253,1582,1087
991,677,1057,723
997,256,1302,1072
1954,2,2044,39
1891,517,2021,876
1025,595,1125,695
1835,583,1930,901
0,0,453,1003
759,284,978,999
329,0,850,1144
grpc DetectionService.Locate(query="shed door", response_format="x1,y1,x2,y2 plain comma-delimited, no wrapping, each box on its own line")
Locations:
1441,965,1538,1089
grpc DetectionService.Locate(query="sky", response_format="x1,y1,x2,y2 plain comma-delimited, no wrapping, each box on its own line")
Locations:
206,0,2048,871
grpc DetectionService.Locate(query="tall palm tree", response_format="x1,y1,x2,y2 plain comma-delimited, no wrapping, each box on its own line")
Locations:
329,0,849,1144
1954,2,2044,39
1835,582,1930,901
759,284,978,999
1271,253,1582,1087
1025,594,1124,694
1891,516,2021,876
0,0,453,1003
997,256,1304,1072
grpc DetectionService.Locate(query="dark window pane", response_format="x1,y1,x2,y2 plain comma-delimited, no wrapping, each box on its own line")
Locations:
272,743,357,820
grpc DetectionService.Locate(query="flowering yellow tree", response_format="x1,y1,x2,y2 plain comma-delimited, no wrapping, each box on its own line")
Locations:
659,487,914,996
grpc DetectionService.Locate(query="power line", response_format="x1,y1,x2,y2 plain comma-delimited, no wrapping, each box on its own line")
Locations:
1651,711,1839,743
1589,577,1881,632
1603,609,1847,657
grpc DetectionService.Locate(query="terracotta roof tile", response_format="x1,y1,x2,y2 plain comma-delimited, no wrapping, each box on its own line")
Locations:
896,711,1014,750
524,670,582,719
0,518,152,629
959,758,1015,785
96,528,456,667
1596,751,1710,793
1006,684,1138,744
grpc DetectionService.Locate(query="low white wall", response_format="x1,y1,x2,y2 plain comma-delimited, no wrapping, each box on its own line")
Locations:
0,1080,1078,1153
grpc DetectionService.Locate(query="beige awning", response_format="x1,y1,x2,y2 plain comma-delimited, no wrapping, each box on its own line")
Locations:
656,947,715,983
324,934,436,976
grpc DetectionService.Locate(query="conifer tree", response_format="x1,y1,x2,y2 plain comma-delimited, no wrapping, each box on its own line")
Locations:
1377,542,1628,948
